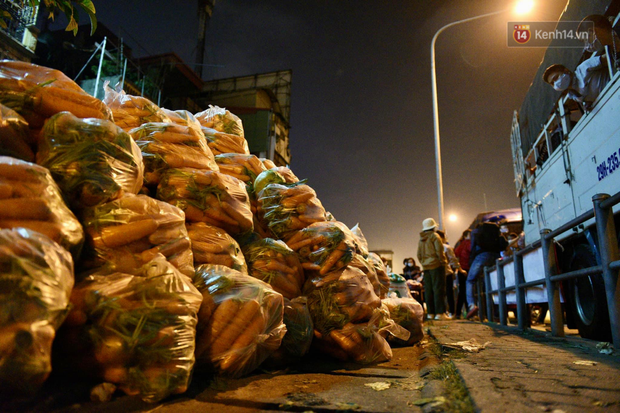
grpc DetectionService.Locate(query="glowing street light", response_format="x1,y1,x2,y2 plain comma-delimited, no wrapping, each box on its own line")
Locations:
449,214,458,222
430,1,534,231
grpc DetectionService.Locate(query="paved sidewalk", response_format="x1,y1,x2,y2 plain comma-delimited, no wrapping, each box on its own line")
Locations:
427,320,620,412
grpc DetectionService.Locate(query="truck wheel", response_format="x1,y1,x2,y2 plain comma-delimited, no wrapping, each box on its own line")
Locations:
568,245,612,341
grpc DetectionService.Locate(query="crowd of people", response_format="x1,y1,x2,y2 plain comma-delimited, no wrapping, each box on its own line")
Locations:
402,216,517,321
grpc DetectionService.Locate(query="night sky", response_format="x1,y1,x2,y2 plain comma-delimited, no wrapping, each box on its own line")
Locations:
65,0,569,271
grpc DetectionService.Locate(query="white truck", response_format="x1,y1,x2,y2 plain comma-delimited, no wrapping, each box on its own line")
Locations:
487,2,620,342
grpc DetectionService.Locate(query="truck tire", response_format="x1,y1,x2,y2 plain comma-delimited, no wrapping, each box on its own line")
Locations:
567,245,612,341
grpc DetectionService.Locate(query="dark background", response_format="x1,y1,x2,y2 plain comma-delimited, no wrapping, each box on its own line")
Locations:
51,0,570,270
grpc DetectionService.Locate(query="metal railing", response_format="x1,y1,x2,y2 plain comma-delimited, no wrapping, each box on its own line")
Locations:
482,191,620,348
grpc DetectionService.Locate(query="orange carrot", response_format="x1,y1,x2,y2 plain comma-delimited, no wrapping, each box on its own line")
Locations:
209,299,261,357
288,235,326,251
141,237,190,263
0,197,51,220
193,251,234,266
97,218,159,248
0,219,61,241
301,262,321,271
219,310,267,371
320,241,347,275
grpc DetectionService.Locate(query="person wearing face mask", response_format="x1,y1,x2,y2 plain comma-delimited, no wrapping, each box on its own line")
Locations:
402,257,422,281
542,52,609,109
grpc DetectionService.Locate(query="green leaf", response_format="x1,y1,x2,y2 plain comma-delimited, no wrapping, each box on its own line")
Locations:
77,1,97,35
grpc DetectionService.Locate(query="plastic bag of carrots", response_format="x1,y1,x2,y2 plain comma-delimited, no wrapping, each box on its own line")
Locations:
131,122,218,186
215,153,266,187
0,61,112,129
202,126,250,156
186,222,247,272
58,256,202,403
0,228,74,396
157,168,253,235
81,195,194,277
349,254,383,300
160,108,202,131
286,221,357,275
242,238,304,299
304,266,381,336
195,105,244,138
271,166,299,183
381,297,424,346
279,297,313,358
312,319,392,364
0,156,84,255
36,112,144,210
0,104,34,162
260,158,276,169
103,83,171,131
192,264,286,378
367,252,390,299
257,182,327,240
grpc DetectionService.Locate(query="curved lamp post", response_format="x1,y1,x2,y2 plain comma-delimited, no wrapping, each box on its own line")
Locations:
430,1,533,231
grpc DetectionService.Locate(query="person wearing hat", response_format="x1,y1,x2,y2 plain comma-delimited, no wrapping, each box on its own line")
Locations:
416,218,449,320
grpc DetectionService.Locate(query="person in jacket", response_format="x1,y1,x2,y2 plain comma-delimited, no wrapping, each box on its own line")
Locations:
454,229,472,318
542,53,609,110
417,218,448,320
436,230,461,319
466,221,508,319
402,257,422,281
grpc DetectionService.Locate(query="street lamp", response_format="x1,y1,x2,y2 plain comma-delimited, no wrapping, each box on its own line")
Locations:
430,1,533,231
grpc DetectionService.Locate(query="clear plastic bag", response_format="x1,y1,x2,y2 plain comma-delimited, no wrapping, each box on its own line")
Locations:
59,256,202,402
286,221,356,275
313,319,391,364
242,238,305,299
0,61,112,128
103,83,170,131
0,228,74,395
280,297,313,357
271,166,299,183
381,297,424,346
131,122,218,186
257,182,326,240
215,153,266,186
195,105,244,138
186,222,247,272
202,126,249,155
260,158,276,169
0,156,84,255
36,112,144,210
81,194,194,277
160,108,202,132
349,254,383,299
192,264,286,378
350,223,369,258
0,104,34,161
304,266,381,335
157,168,253,235
367,252,390,299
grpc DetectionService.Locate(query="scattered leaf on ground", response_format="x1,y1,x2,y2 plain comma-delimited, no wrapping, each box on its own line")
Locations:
335,402,361,410
411,396,446,406
364,382,391,391
573,360,597,366
444,338,491,352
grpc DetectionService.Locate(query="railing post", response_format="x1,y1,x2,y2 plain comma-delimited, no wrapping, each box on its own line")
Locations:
497,259,507,326
484,266,493,322
514,251,528,330
592,193,620,348
541,228,565,337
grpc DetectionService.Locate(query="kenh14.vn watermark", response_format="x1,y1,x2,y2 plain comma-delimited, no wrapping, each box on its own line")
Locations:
507,21,594,48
